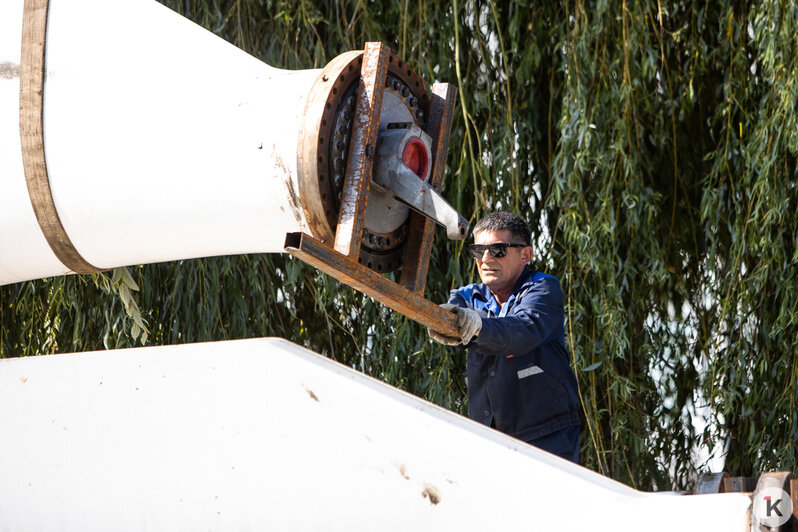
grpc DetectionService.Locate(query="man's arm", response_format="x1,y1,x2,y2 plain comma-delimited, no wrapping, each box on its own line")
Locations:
472,277,565,356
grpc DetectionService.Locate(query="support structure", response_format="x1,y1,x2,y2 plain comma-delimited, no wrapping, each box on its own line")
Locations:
286,42,460,337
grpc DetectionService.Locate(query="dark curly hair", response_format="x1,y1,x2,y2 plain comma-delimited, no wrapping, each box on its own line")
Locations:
473,211,531,245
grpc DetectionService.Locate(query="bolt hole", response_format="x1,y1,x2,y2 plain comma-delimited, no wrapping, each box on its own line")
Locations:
367,262,372,268
322,119,326,126
377,264,383,271
322,193,326,199
326,103,331,110
415,82,420,87
398,60,403,67
333,88,337,95
319,137,324,144
407,69,411,76
386,239,391,246
348,65,353,72
358,257,363,264
318,156,323,163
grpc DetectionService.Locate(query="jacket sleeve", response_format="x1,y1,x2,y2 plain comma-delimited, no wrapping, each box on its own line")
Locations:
473,277,565,356
447,290,467,308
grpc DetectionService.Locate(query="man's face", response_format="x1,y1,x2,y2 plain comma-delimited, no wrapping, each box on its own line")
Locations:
473,229,533,297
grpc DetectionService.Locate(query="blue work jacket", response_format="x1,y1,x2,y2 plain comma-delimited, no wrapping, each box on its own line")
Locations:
448,268,581,442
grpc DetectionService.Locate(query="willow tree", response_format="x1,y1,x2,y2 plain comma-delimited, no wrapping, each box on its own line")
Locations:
2,0,796,491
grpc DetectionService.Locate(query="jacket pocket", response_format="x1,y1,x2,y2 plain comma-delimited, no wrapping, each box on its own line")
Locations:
517,363,570,426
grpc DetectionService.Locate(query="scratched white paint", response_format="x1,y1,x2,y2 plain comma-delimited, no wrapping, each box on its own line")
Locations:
0,338,752,531
0,0,318,285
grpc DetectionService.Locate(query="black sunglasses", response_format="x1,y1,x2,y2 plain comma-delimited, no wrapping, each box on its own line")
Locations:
468,243,527,259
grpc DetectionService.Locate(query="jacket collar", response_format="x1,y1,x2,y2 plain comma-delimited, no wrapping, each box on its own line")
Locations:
474,268,537,315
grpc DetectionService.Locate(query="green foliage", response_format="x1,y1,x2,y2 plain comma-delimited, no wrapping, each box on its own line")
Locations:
2,0,797,490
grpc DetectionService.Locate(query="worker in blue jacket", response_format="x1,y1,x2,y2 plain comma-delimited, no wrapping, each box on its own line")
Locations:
429,212,581,462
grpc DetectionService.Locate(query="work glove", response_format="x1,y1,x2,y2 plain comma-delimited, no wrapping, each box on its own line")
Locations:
427,304,482,346
453,305,482,345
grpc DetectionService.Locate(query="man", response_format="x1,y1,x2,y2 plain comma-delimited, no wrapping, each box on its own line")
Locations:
428,212,581,463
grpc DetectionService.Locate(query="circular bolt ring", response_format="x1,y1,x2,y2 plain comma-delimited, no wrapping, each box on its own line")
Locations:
297,49,430,272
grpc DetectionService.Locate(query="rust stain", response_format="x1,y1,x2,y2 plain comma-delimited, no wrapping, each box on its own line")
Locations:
0,62,20,79
302,385,319,402
393,462,410,480
20,377,28,384
421,483,441,505
273,145,304,227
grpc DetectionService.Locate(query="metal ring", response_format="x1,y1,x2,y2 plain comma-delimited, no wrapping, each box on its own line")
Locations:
20,0,102,274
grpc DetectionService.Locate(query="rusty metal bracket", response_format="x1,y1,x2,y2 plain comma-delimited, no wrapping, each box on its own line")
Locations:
286,42,460,335
285,232,458,337
333,42,389,258
400,82,458,295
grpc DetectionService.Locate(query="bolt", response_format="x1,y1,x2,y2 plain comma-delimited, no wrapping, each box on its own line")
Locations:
336,140,346,152
392,79,401,91
408,96,418,106
414,108,425,121
334,157,345,171
400,86,410,97
366,144,375,157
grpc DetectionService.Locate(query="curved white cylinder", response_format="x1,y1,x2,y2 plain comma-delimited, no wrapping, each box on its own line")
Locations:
1,0,320,285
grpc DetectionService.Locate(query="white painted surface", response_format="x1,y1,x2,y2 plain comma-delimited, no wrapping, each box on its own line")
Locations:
1,0,319,285
0,338,752,530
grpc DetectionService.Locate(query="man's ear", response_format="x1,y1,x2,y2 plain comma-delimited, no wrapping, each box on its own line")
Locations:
522,246,533,264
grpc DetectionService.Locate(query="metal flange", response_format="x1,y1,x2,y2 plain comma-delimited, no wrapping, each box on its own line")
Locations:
296,48,430,273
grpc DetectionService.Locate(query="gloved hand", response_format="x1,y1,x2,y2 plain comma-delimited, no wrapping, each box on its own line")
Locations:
453,305,482,345
427,327,462,346
427,304,482,346
427,303,462,345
